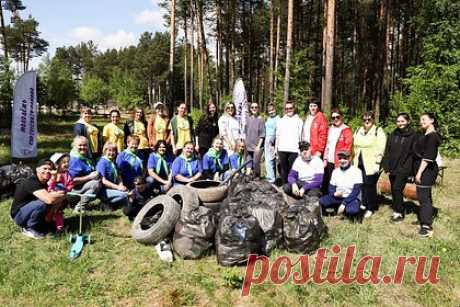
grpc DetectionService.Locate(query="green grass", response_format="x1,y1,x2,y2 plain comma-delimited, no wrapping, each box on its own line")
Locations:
1,115,459,306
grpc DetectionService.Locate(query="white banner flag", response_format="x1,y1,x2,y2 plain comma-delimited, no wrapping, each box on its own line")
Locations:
232,78,248,139
11,71,38,158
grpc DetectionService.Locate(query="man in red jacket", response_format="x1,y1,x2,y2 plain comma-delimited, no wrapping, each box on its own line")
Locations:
301,99,328,158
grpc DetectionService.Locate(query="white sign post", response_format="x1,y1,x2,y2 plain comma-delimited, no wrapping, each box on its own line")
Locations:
232,78,248,139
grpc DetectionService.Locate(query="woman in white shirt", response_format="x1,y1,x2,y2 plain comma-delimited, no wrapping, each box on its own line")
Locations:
218,102,241,155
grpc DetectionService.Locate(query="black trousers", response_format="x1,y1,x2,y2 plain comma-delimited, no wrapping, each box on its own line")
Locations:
321,162,335,195
278,151,298,184
389,174,409,215
283,181,321,199
417,186,434,226
361,173,380,211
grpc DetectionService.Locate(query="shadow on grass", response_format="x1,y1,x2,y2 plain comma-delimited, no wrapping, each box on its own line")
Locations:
64,213,120,233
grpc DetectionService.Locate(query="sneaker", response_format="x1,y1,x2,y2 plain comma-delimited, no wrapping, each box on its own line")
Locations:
418,225,433,238
337,204,346,215
390,213,404,224
360,204,366,211
22,228,45,239
154,240,173,263
364,210,373,219
325,208,335,214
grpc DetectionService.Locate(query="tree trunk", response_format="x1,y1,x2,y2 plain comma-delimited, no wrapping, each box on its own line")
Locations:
216,0,222,105
274,8,281,100
184,13,188,107
321,0,335,114
0,7,8,58
190,0,194,110
283,0,294,103
169,0,176,104
268,0,274,104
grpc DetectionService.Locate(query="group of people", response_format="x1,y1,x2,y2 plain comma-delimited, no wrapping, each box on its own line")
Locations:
10,98,441,240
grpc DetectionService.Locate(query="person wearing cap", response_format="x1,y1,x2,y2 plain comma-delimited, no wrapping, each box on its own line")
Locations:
218,102,241,155
283,141,324,198
96,142,129,211
169,102,194,156
74,106,100,158
244,102,265,178
68,136,101,212
147,102,171,149
264,103,280,183
103,109,125,153
321,108,353,195
47,152,73,232
301,99,328,157
320,151,363,217
11,159,66,239
353,111,387,218
195,100,219,158
275,101,304,185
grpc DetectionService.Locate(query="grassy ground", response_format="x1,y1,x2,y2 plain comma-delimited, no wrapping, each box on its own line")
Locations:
0,116,459,306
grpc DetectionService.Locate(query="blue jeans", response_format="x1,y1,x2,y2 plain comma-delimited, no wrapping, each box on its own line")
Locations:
264,136,276,183
99,188,129,208
320,194,361,216
14,200,47,230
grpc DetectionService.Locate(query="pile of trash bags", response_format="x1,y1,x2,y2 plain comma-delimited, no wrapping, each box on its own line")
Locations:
132,175,328,266
0,164,33,198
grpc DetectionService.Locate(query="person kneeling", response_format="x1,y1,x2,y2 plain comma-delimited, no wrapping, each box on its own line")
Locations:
171,141,202,185
320,151,363,217
202,137,230,181
283,142,323,199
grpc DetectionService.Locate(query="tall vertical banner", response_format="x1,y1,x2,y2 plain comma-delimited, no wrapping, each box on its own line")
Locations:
11,71,38,159
232,78,248,139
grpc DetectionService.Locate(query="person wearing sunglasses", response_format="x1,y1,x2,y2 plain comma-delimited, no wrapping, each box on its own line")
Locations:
218,102,241,155
353,111,387,218
381,113,417,224
275,101,304,185
244,102,265,178
321,108,353,195
301,99,328,158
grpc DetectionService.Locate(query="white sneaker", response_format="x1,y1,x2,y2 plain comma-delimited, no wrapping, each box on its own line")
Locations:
325,208,335,214
337,204,346,215
22,228,45,239
360,204,366,211
154,240,173,263
364,210,373,219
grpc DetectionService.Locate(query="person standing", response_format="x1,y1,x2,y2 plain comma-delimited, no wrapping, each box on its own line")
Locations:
147,102,171,149
275,101,304,185
11,159,66,239
218,102,241,155
103,109,125,153
321,108,353,195
169,102,194,156
353,111,387,218
124,108,150,163
74,106,100,157
264,103,280,183
413,113,441,237
381,113,417,223
195,101,220,158
244,102,265,177
301,99,328,157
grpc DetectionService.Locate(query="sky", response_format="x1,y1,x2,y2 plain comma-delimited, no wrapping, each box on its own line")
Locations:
4,0,167,67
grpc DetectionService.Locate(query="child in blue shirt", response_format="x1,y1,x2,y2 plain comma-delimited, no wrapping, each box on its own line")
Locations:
171,141,202,185
116,135,145,190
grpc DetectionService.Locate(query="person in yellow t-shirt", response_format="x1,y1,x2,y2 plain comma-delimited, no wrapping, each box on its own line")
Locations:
103,109,125,153
147,102,171,148
169,102,194,156
74,106,99,157
124,107,150,165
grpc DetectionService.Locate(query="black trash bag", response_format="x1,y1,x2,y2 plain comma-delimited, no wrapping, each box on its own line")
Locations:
283,200,328,254
0,164,34,198
173,205,217,259
216,214,265,266
221,176,286,255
